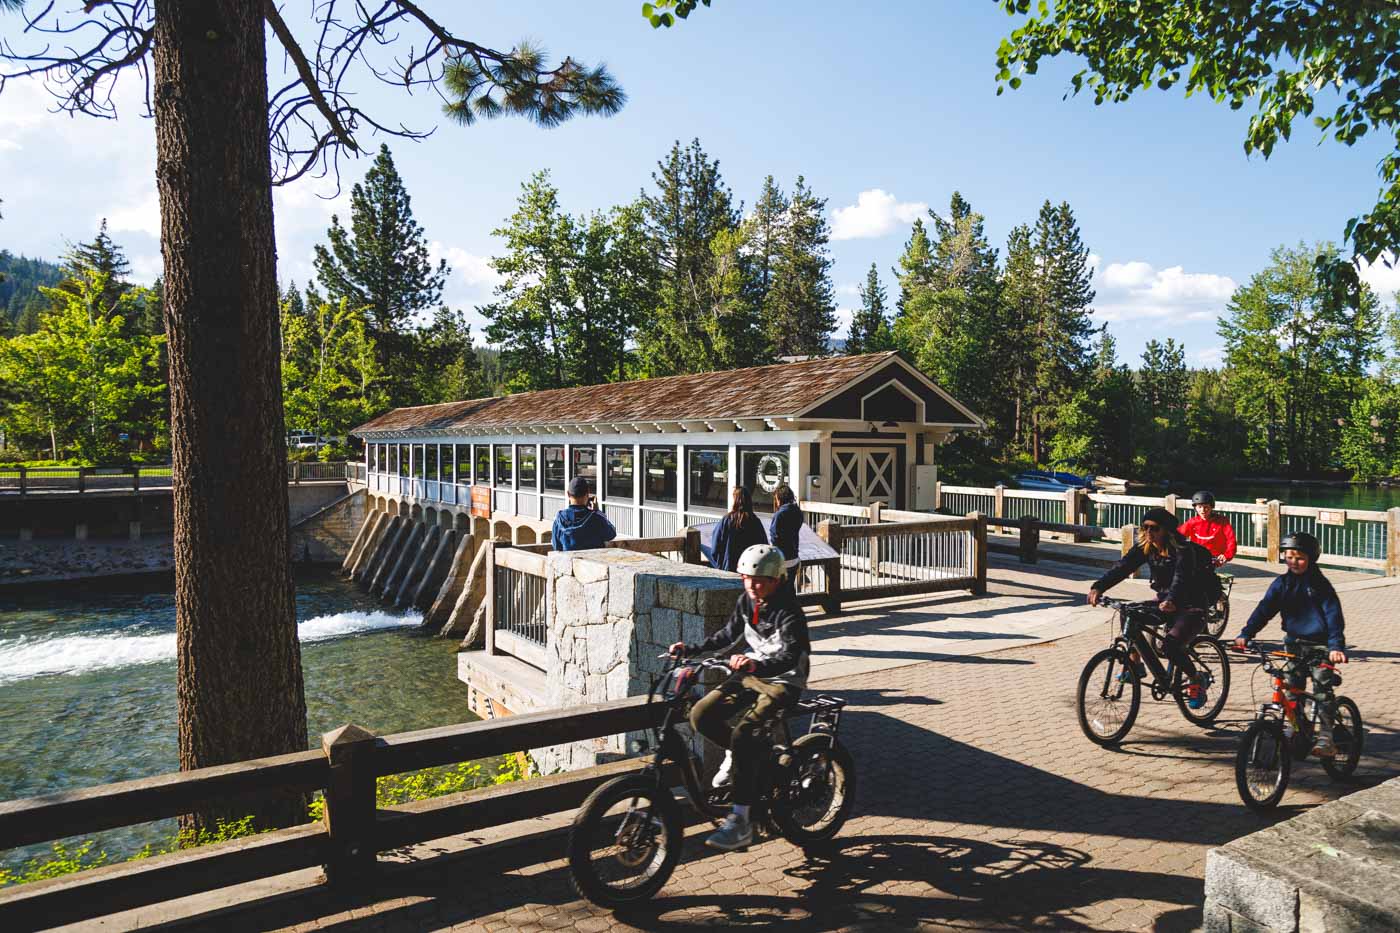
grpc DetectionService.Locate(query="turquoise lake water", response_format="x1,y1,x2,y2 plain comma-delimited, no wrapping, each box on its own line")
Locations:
0,568,475,870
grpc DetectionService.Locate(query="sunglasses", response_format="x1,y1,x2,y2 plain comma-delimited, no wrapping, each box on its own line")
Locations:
1142,523,1163,532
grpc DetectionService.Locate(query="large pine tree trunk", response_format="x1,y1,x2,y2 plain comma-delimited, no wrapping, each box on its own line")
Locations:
153,1,308,831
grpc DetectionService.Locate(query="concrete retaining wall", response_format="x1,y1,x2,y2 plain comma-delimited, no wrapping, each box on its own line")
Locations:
291,489,366,564
1204,777,1400,931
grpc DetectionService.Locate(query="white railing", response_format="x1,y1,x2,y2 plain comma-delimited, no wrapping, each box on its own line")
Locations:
641,506,682,539
603,502,636,538
516,491,539,519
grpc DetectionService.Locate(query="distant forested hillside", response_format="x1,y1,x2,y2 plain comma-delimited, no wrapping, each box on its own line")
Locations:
0,250,64,333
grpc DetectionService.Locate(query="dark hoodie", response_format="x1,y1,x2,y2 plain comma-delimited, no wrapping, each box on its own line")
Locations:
551,505,617,552
768,502,804,563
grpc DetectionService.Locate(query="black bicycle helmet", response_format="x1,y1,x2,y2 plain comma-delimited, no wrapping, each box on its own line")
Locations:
1191,490,1216,507
1279,531,1320,561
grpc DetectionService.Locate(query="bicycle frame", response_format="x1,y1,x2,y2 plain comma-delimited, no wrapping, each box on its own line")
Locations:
1103,598,1181,696
1239,646,1335,735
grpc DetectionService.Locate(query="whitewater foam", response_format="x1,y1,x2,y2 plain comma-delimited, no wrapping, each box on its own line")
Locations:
0,610,420,684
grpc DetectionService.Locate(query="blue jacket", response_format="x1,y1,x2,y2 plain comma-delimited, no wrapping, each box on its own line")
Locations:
768,502,804,563
710,512,769,573
1237,567,1346,651
551,505,617,552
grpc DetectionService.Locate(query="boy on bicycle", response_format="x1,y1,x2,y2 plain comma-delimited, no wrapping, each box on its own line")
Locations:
669,543,810,852
1233,532,1347,756
1179,490,1236,567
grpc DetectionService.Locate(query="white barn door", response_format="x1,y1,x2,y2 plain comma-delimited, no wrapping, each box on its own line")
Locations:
831,446,899,506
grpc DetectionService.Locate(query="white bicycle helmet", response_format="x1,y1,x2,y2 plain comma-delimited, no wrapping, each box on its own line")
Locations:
736,543,787,579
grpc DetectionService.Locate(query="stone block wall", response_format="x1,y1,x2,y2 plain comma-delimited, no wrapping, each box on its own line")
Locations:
291,489,365,564
533,548,743,774
1203,776,1400,931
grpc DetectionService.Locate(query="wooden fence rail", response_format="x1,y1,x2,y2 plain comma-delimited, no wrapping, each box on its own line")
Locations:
0,696,664,931
930,481,1400,576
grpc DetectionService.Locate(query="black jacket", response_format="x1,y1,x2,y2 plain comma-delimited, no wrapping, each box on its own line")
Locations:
1092,534,1217,610
710,512,769,573
689,585,810,687
768,502,804,563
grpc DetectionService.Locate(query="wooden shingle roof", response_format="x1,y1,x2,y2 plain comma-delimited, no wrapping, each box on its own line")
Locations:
352,352,969,437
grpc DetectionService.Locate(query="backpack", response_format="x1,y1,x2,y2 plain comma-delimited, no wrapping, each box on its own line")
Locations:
1188,540,1223,604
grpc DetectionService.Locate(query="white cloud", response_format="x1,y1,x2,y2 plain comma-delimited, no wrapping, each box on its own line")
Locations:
834,306,857,341
131,253,163,281
836,282,862,299
1093,259,1237,323
430,242,501,292
1359,252,1400,301
106,191,161,238
831,189,928,241
0,139,21,152
1195,347,1225,366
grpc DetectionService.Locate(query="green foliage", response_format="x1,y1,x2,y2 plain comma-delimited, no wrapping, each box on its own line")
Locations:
0,250,64,333
764,176,837,356
845,262,894,355
1219,242,1380,476
440,40,624,129
281,297,387,446
0,268,165,461
643,0,712,28
995,0,1400,268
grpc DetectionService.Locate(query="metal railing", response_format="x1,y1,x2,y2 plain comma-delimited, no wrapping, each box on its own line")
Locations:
0,462,361,494
489,547,549,670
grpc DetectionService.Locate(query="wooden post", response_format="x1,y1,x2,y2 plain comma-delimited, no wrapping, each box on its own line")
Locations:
320,723,379,886
132,466,140,492
1019,515,1040,564
1065,488,1086,542
1163,493,1177,521
681,526,702,565
968,511,988,595
292,461,302,484
18,465,26,496
77,466,86,494
483,541,498,655
1121,525,1135,559
993,484,1005,521
1254,497,1268,549
934,480,942,512
1387,508,1400,578
817,520,842,614
1266,499,1282,564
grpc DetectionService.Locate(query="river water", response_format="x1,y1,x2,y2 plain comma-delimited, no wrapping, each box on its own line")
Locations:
1207,483,1400,513
0,568,475,870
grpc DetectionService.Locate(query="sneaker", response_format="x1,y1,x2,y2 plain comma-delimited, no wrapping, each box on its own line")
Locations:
705,813,752,852
711,750,733,789
1185,680,1205,710
1312,734,1336,758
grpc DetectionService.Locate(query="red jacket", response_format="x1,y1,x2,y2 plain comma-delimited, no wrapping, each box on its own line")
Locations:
1179,514,1236,561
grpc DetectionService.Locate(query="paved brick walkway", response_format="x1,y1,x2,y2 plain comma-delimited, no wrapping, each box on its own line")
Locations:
203,573,1400,933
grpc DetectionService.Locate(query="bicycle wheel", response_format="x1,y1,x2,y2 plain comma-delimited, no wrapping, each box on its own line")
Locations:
1236,719,1290,810
771,733,857,846
1323,697,1364,780
1175,636,1231,726
568,774,684,908
1077,647,1141,746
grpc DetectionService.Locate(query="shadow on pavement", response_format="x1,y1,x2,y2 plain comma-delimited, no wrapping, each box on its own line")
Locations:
617,833,1201,931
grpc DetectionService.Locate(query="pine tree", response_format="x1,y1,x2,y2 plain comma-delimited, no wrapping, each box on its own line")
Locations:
749,175,789,308
313,144,448,404
480,170,575,392
53,219,141,333
893,218,934,319
846,262,893,355
765,176,836,356
636,139,759,374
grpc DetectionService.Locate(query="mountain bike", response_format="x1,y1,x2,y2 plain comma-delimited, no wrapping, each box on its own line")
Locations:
1204,571,1234,639
567,655,857,908
1231,643,1363,810
1076,595,1231,746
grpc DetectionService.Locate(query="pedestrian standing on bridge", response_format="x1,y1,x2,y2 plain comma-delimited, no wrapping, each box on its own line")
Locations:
711,487,769,572
769,484,803,593
551,476,617,551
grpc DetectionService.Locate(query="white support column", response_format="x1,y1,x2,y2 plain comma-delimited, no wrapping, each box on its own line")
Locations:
633,442,642,534
534,443,543,519
817,435,832,504
676,442,687,527
727,441,738,508
596,442,604,502
791,440,810,503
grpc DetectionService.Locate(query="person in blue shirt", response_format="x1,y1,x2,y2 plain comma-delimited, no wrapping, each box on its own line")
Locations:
551,476,617,551
710,486,769,572
1234,532,1348,757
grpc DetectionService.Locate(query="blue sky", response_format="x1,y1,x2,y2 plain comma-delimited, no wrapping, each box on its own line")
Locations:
1,1,1396,368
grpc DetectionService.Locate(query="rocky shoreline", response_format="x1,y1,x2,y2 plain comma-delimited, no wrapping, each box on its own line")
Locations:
0,537,175,587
